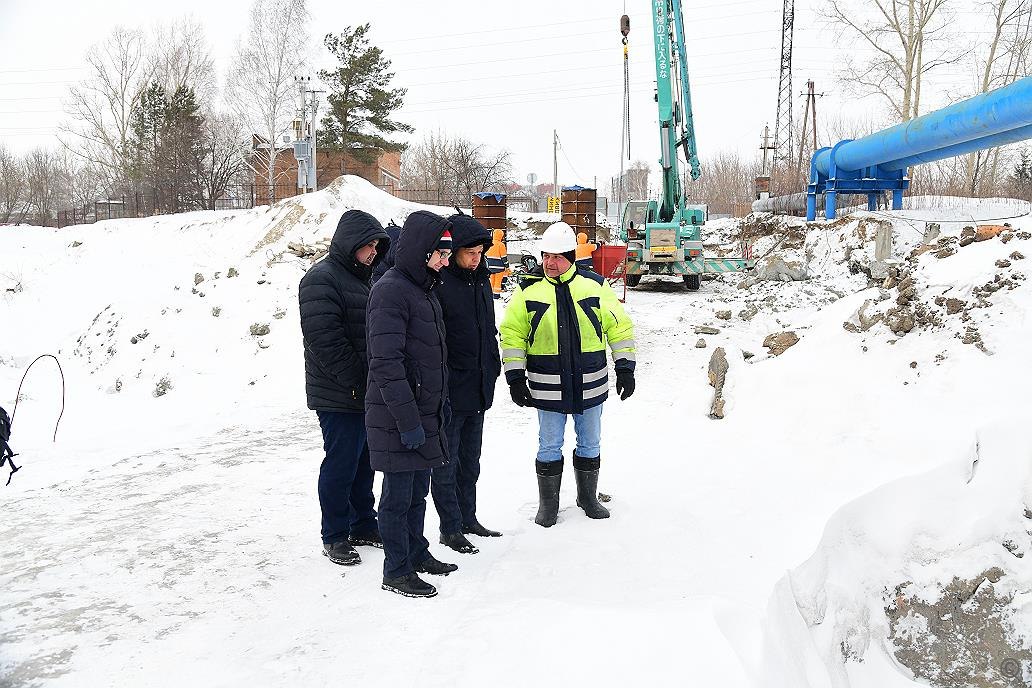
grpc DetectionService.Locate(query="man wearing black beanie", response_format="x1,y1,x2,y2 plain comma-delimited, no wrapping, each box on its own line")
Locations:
431,214,504,554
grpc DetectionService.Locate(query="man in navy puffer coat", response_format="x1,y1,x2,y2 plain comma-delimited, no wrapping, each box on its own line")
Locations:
366,210,459,598
299,209,389,567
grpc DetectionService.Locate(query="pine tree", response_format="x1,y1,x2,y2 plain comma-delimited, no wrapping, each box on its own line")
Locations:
1012,149,1032,201
130,82,205,212
318,24,412,165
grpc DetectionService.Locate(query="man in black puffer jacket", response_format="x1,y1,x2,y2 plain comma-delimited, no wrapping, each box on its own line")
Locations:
367,210,459,598
431,214,503,555
300,209,389,567
371,220,401,284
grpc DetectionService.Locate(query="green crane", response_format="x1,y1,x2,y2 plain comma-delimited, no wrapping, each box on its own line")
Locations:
619,0,752,289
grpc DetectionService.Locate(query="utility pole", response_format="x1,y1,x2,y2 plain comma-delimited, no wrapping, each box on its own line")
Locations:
553,129,559,198
760,124,775,177
293,76,325,193
795,80,823,184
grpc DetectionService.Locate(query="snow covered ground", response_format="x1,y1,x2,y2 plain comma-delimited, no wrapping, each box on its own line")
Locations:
2,177,1032,687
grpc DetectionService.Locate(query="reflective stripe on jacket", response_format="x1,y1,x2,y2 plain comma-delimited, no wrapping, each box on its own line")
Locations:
499,264,635,414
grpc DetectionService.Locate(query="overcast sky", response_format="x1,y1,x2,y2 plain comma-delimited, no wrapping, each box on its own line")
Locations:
0,0,1000,193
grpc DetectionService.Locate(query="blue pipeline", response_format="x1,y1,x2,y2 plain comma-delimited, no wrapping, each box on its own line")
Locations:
814,77,1032,176
881,122,1032,170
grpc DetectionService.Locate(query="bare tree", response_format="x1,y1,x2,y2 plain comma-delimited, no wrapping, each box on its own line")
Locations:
147,17,218,108
447,138,512,199
225,0,310,201
612,160,651,201
823,0,956,122
402,131,450,192
24,148,65,226
59,151,105,213
196,114,250,209
60,28,151,192
0,144,25,223
683,151,760,217
965,0,1032,194
401,131,512,202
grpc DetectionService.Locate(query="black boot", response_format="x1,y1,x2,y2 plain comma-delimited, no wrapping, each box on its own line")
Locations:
382,573,438,598
462,520,503,537
348,530,383,549
439,532,479,554
534,459,563,527
416,554,459,576
573,454,610,519
322,540,361,565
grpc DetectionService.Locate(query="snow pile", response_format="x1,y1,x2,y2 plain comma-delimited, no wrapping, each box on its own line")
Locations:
0,176,452,465
765,420,1032,688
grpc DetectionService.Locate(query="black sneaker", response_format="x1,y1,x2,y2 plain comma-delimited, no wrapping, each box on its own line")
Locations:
348,530,383,549
462,521,503,538
322,541,361,566
416,554,459,576
440,532,479,554
382,573,438,598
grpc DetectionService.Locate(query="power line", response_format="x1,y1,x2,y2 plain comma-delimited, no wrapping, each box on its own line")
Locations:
393,28,780,72
387,9,783,57
0,66,87,75
399,46,788,89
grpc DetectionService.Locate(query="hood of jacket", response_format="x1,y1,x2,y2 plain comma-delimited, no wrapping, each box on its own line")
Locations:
396,210,450,289
329,209,390,279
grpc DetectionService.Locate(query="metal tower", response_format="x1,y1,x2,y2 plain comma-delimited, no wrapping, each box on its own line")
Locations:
772,0,795,187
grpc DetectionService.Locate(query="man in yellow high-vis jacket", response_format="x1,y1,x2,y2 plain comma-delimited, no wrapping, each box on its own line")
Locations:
499,221,636,527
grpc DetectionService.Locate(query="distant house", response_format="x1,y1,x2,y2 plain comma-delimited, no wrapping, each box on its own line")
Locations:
251,136,402,204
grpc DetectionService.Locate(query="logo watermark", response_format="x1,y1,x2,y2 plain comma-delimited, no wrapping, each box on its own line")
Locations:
1001,657,1026,683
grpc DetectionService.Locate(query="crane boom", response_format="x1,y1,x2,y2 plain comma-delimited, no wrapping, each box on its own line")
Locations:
651,0,699,223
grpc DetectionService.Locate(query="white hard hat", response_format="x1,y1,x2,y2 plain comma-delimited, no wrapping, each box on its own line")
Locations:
539,221,577,254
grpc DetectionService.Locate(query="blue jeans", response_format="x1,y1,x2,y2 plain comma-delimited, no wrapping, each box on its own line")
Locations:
431,411,486,535
316,411,377,544
536,404,603,462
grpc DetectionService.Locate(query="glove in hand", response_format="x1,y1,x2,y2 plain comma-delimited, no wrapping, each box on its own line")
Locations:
509,379,533,407
615,370,635,400
400,425,426,450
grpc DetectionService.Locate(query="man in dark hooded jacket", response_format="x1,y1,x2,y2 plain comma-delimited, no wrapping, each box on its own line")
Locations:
431,214,503,554
371,220,401,284
366,210,459,598
299,209,389,567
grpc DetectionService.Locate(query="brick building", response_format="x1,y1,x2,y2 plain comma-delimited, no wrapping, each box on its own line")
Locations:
252,137,402,204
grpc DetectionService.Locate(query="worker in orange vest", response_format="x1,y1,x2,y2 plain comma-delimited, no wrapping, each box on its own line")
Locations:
575,232,597,272
485,229,509,297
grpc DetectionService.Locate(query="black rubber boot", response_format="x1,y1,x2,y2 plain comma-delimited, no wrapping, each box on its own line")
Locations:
534,459,563,527
573,454,610,519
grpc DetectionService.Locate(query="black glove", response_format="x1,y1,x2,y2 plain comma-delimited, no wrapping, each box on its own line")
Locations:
400,425,426,450
615,370,635,400
509,379,533,407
